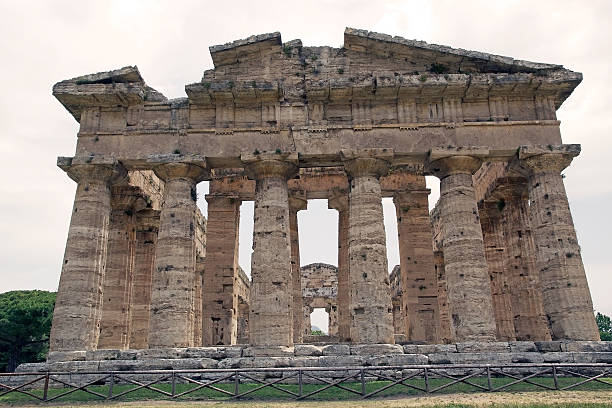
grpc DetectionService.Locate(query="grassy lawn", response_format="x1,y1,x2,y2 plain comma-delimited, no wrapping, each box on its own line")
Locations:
1,376,611,405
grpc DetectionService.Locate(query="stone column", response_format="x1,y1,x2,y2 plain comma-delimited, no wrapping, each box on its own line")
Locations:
202,194,241,346
50,158,125,352
479,201,516,341
328,194,350,341
98,186,143,350
518,147,599,340
289,195,307,344
343,154,394,344
243,154,298,346
497,180,551,341
148,163,209,348
128,209,159,349
393,188,439,343
429,154,497,341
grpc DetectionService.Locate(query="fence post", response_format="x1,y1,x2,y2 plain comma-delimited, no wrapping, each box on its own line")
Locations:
234,371,240,396
360,369,366,396
424,368,430,393
171,372,176,397
108,373,114,399
487,366,492,391
43,372,50,401
553,366,559,390
298,370,302,398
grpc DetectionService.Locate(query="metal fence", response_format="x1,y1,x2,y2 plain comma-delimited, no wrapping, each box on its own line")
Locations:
1,363,611,402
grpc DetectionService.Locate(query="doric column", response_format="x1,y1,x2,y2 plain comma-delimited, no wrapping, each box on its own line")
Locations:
497,180,551,341
393,187,439,343
128,209,159,349
428,154,497,341
202,194,241,346
289,195,307,344
479,201,516,341
343,152,394,344
148,162,209,348
98,186,144,350
50,158,126,352
328,194,350,341
243,153,298,346
518,146,599,340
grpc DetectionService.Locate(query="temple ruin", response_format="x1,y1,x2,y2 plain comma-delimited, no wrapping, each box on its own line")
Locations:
48,28,600,359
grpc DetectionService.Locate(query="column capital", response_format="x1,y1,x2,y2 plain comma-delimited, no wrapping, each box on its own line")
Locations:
428,155,483,177
516,145,579,175
58,156,127,185
153,162,210,182
393,189,431,205
328,193,349,212
242,152,299,180
289,195,307,212
341,149,392,179
205,194,241,206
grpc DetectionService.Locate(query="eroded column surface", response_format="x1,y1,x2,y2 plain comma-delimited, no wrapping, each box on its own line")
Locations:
498,181,551,341
328,194,350,341
128,210,159,349
289,196,307,344
202,194,241,346
519,149,599,340
344,157,394,344
429,155,497,341
394,187,439,343
98,187,143,350
148,163,208,348
479,201,516,341
50,160,125,352
244,155,297,346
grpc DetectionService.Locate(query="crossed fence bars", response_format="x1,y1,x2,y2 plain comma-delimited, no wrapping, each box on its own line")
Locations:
1,363,611,402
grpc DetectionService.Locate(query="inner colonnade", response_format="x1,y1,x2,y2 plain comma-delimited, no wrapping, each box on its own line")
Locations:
48,28,601,354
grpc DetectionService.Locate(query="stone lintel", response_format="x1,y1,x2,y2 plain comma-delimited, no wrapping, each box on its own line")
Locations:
428,155,484,178
429,146,490,162
152,162,209,182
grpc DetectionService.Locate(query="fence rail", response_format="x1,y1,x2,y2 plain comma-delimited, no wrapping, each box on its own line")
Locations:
1,363,611,402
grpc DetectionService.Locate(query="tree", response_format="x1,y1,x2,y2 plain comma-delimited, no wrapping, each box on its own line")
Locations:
0,290,56,372
596,312,612,341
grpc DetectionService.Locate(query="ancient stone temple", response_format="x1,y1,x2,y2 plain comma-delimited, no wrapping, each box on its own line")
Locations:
49,27,600,359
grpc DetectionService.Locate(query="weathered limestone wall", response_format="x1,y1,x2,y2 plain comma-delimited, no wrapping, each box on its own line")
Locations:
235,268,250,344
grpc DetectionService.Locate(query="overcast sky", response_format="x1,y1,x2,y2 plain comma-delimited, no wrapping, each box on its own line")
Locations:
1,0,610,332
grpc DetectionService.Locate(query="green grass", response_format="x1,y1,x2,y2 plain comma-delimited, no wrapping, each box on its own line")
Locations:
0,376,611,404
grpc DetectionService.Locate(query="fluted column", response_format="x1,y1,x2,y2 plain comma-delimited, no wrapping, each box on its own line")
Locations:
148,163,209,348
497,180,551,341
98,186,144,350
289,195,307,344
128,209,159,349
243,153,298,346
50,158,126,351
202,194,241,346
328,194,350,341
343,153,394,344
518,146,599,340
479,201,516,341
393,188,439,343
429,154,497,341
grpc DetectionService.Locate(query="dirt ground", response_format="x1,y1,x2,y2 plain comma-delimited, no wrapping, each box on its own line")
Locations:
7,390,612,407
